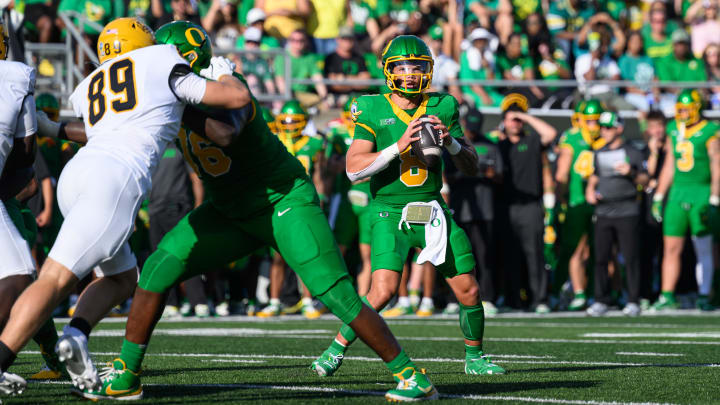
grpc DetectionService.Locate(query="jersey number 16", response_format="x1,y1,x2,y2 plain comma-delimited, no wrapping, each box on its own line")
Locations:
87,58,137,126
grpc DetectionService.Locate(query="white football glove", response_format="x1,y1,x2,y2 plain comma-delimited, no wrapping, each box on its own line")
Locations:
36,110,61,138
199,56,236,81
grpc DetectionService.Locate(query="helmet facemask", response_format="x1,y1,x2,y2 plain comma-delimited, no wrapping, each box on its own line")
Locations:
384,57,433,95
277,114,308,140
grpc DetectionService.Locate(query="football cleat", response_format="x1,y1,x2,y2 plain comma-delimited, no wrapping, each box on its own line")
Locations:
194,304,210,318
56,325,100,391
256,302,282,318
622,302,641,317
76,358,143,401
534,304,551,314
385,367,438,402
416,301,435,317
310,349,344,377
382,304,414,318
586,302,608,317
0,371,26,395
651,294,679,311
162,305,181,318
696,295,715,311
465,354,506,375
567,292,587,311
442,303,460,315
29,365,62,380
482,301,498,317
215,302,231,317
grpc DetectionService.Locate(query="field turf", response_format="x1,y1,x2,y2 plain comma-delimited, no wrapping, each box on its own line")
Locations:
4,312,720,404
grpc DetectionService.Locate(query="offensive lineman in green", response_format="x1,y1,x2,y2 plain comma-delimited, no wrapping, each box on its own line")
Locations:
78,22,438,401
651,89,720,311
554,100,606,310
311,35,505,377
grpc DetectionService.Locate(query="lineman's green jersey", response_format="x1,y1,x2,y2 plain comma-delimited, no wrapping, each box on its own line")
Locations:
558,127,595,207
352,92,463,206
667,119,720,203
176,72,307,219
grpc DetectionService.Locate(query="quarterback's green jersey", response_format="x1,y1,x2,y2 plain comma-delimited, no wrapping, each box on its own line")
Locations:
177,72,307,219
352,92,463,206
558,127,595,207
667,119,720,202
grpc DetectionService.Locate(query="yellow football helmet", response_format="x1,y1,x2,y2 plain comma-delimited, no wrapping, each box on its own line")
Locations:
675,89,702,125
0,18,8,60
97,18,155,64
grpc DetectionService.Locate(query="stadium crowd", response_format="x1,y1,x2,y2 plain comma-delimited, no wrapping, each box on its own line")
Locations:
3,0,720,321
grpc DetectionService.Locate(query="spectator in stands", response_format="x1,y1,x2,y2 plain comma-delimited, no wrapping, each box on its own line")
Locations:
576,12,626,59
274,29,328,109
24,0,58,43
57,0,125,69
534,38,573,109
348,0,380,54
642,8,675,61
445,107,501,316
619,31,657,113
236,8,281,50
585,111,648,316
545,0,595,63
375,0,416,29
421,0,463,61
466,0,500,32
497,33,545,105
703,43,720,108
523,12,552,58
459,27,503,107
151,0,201,28
323,26,370,107
575,28,634,111
427,24,461,102
492,93,557,313
495,0,542,45
257,0,311,41
239,27,277,95
686,0,720,58
201,0,241,45
307,0,348,55
657,29,707,116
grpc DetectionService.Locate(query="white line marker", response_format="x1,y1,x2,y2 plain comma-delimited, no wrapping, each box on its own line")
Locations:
201,359,266,364
615,352,684,357
35,381,677,405
582,332,720,338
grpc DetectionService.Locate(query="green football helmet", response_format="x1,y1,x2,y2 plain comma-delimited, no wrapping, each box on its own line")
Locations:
36,93,60,121
580,99,604,140
381,35,434,94
277,100,308,139
675,89,702,125
571,100,586,129
155,21,211,74
262,107,277,134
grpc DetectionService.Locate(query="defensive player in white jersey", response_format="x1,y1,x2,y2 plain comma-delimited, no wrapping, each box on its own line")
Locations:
0,17,251,395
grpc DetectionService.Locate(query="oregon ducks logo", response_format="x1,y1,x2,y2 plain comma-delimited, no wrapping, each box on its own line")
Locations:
185,27,206,47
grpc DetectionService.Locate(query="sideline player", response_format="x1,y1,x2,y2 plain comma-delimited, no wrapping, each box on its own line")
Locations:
73,21,438,402
0,17,254,394
555,100,605,310
311,35,505,377
651,89,719,311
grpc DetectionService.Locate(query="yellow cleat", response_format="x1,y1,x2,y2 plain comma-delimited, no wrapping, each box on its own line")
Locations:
29,367,61,380
382,305,414,318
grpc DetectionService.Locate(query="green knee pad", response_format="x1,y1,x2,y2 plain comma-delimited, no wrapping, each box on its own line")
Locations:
138,249,185,294
459,303,485,342
338,296,372,344
317,277,364,325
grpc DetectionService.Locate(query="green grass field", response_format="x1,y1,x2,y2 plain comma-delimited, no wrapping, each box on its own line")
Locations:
4,312,720,404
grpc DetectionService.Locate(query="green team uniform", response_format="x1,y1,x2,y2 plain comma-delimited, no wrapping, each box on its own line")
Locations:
286,134,324,176
558,127,596,250
140,73,356,322
663,119,720,237
6,198,37,247
352,92,475,277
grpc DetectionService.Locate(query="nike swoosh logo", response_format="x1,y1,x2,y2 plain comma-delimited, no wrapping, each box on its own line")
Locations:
278,208,292,217
104,386,136,396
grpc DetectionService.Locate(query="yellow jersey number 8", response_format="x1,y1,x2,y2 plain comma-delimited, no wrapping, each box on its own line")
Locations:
87,58,138,126
399,149,428,187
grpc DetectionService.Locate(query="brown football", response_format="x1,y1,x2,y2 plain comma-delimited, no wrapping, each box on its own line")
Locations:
410,115,443,168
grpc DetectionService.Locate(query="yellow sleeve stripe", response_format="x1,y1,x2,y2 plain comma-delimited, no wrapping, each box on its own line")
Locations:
355,122,376,137
559,144,574,152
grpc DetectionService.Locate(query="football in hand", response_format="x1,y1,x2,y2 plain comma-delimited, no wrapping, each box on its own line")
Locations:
410,115,443,168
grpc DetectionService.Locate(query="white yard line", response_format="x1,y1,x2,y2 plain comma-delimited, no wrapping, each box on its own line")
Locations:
615,352,684,357
34,381,677,405
201,359,266,364
583,332,720,338
22,351,719,368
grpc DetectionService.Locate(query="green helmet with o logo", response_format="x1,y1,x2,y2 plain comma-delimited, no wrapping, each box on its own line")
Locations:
155,21,212,74
381,35,434,94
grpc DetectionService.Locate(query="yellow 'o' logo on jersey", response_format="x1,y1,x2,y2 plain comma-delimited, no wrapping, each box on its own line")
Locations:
185,28,206,47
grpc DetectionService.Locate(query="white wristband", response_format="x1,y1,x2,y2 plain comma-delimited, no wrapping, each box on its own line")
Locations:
543,193,556,210
446,137,462,155
653,193,664,202
710,195,720,206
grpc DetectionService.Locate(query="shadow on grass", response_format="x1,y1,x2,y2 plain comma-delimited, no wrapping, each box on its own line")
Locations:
437,380,600,395
141,364,300,377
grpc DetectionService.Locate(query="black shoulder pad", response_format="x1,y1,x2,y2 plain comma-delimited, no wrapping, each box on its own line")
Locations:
168,64,195,101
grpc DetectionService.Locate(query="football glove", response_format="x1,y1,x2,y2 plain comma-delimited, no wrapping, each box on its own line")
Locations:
199,56,236,81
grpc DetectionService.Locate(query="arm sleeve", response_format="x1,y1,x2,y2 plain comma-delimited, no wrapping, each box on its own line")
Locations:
170,68,207,105
14,95,37,139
